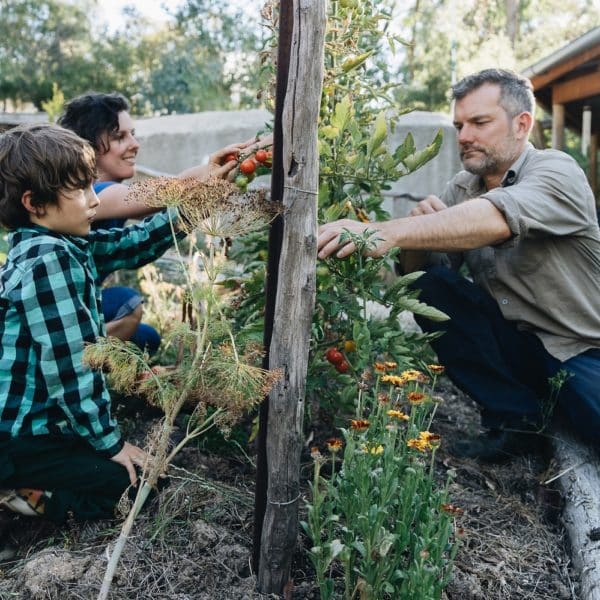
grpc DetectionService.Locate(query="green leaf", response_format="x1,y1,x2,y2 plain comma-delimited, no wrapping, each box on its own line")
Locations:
393,132,416,162
368,111,388,155
402,129,443,172
397,297,450,321
331,95,352,132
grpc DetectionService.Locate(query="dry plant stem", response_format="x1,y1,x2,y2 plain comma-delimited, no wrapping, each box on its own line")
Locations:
99,237,216,600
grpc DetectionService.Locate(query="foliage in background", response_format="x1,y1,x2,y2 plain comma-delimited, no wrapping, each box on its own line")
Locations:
394,0,600,112
0,0,263,114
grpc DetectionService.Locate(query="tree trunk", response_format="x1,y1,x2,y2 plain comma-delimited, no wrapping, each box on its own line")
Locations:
504,0,520,48
257,0,326,593
551,431,600,599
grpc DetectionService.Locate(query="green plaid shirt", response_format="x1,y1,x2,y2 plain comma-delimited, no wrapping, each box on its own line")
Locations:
0,209,182,456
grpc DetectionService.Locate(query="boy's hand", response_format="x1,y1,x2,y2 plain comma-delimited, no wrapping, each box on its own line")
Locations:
111,442,148,486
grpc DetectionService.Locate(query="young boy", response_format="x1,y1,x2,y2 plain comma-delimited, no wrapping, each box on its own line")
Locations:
0,124,182,523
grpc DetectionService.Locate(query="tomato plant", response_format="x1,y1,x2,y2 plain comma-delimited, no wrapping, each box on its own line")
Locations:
325,347,344,365
335,360,349,374
239,159,256,175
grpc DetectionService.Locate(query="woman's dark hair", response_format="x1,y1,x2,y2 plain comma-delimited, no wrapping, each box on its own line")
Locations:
0,124,96,230
58,92,130,154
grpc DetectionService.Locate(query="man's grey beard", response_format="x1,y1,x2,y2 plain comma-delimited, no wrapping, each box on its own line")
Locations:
460,143,517,177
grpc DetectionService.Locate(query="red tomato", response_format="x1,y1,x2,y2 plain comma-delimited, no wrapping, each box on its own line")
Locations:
263,151,273,168
335,360,350,374
255,149,268,163
325,347,344,365
239,159,256,175
223,153,237,163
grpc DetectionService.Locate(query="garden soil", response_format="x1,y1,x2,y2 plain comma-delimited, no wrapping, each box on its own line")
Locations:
0,379,577,600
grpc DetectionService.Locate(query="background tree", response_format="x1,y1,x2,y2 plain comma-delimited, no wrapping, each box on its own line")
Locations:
394,0,600,112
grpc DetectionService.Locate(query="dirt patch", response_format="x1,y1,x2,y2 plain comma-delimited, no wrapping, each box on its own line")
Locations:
0,380,577,599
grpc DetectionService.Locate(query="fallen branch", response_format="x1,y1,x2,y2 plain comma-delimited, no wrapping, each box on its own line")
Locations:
550,430,600,599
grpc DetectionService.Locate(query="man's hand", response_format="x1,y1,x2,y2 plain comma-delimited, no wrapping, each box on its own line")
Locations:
111,442,148,487
409,195,448,216
317,218,397,259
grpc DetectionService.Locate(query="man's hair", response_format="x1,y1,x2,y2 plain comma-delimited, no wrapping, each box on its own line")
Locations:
58,92,130,154
0,123,96,230
452,69,535,117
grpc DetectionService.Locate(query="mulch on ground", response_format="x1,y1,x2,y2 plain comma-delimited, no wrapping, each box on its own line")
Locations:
0,379,577,599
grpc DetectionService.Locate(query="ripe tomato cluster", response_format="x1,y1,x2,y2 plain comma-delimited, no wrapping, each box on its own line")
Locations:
230,147,273,191
325,347,350,374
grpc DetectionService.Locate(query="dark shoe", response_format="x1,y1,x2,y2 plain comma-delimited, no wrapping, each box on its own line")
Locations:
449,429,546,463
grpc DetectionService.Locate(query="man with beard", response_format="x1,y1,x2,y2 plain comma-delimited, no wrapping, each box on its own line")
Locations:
317,69,600,462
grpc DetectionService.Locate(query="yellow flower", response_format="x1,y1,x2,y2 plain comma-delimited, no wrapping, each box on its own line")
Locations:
361,443,384,455
381,374,407,387
387,409,409,421
401,369,429,383
325,438,343,452
407,438,429,452
419,431,441,445
350,419,370,432
427,364,445,374
384,361,397,369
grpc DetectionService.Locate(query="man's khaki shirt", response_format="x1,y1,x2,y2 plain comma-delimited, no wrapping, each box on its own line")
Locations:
440,143,600,361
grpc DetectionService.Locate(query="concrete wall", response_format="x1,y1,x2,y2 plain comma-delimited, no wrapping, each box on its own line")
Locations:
384,111,461,218
132,109,461,217
134,109,272,176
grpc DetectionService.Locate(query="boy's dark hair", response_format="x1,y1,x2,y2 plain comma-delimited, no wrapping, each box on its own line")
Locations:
58,92,130,154
0,123,96,230
452,68,535,117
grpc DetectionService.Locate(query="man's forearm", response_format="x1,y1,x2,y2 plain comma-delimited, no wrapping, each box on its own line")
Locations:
383,198,511,253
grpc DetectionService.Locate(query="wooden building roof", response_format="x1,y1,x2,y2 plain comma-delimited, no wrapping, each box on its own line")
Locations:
522,27,600,135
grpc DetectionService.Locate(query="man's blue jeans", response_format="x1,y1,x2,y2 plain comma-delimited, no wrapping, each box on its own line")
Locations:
411,266,600,445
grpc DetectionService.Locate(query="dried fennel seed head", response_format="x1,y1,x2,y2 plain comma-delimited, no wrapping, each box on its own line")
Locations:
125,176,281,237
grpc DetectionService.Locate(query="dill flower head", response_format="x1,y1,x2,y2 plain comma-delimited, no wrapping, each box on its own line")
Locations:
125,176,282,237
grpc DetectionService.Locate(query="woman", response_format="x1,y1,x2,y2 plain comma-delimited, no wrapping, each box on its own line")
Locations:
59,92,256,354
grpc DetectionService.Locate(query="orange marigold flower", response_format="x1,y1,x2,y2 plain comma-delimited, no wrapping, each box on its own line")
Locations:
325,437,343,452
350,419,370,432
374,362,387,373
407,391,427,404
427,364,445,374
310,447,323,461
387,409,409,421
441,503,464,516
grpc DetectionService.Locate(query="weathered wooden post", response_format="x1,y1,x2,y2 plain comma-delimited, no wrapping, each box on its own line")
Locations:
257,0,326,593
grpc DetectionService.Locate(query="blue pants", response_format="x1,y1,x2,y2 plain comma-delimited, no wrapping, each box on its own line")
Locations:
411,266,600,445
101,286,161,355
